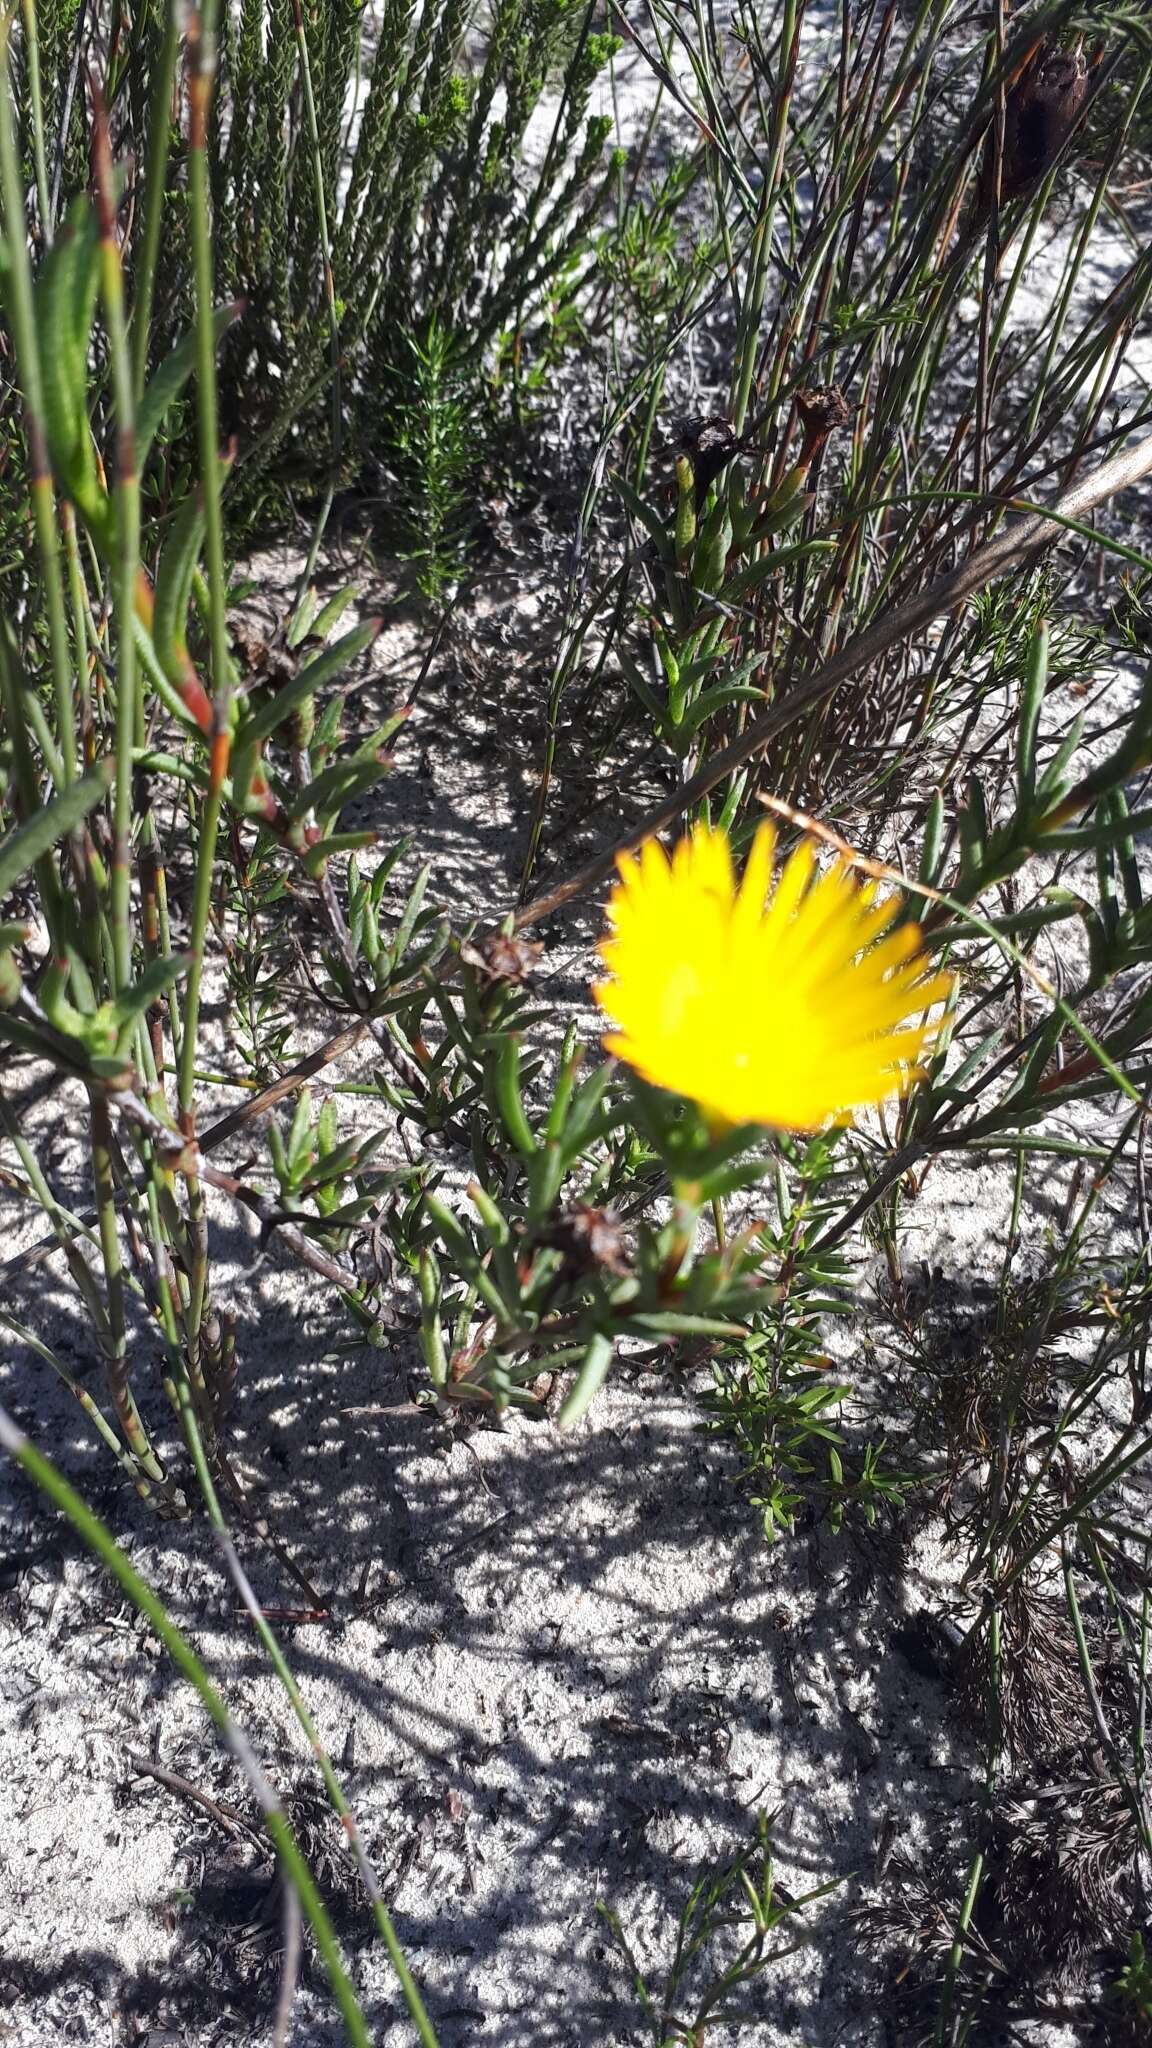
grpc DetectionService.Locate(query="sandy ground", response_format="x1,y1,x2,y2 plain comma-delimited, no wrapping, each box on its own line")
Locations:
0,1313,975,2047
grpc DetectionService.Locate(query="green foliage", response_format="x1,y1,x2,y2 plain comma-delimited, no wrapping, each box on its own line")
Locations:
1113,1930,1152,2019
389,319,474,598
265,1088,397,1238
200,0,615,521
5,0,619,545
699,1137,899,1539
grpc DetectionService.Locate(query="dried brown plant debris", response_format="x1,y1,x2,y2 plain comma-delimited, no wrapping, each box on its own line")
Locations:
989,1777,1141,1986
956,1583,1094,1761
976,40,1091,217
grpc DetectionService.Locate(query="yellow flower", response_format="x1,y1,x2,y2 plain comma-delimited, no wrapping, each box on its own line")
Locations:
593,821,952,1132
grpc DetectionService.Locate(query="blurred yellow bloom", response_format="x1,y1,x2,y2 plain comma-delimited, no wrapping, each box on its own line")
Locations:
593,822,952,1132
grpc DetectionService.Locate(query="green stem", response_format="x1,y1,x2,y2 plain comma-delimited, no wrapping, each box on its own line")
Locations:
19,0,52,244
0,1308,163,1490
189,2,229,698
292,0,342,585
174,3,232,1377
89,1096,169,1495
0,1090,109,1337
729,0,798,435
177,3,231,1126
93,89,142,1002
0,19,77,780
131,0,182,397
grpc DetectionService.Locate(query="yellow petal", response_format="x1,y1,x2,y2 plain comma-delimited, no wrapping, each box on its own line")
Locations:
594,823,947,1131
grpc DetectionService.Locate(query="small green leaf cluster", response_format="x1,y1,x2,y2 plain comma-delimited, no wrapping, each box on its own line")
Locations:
599,1810,838,2043
266,1088,397,1240
615,450,833,761
701,1136,905,1539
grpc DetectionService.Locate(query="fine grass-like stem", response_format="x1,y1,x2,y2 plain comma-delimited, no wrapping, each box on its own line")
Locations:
0,18,77,779
131,0,182,398
92,85,141,1002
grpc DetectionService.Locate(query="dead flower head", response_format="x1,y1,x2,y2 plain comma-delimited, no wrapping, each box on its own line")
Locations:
460,929,544,985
